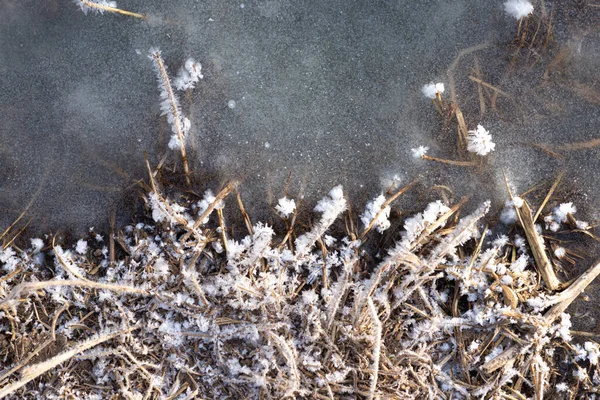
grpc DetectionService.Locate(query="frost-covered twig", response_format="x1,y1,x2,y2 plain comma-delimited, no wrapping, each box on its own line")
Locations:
0,327,136,399
428,201,490,266
0,280,148,311
149,48,192,185
367,298,381,400
74,0,146,19
295,186,347,256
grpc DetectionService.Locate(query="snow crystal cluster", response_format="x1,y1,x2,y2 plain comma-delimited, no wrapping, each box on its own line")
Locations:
467,124,495,156
421,82,445,99
275,197,296,218
543,201,590,233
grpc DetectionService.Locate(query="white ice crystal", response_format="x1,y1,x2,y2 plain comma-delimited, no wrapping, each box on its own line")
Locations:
554,247,566,258
504,0,534,20
422,82,445,99
411,145,429,158
500,200,518,224
75,239,88,255
585,342,600,365
576,220,590,230
174,58,203,91
574,366,588,382
275,197,296,218
512,197,524,208
554,202,577,223
361,194,391,233
555,382,569,393
31,238,44,253
492,235,509,248
0,247,19,272
466,125,495,156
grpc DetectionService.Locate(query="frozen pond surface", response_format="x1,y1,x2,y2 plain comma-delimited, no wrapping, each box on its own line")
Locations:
0,0,599,235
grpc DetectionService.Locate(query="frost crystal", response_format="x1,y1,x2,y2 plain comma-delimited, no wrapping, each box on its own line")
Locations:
467,125,495,156
555,382,569,393
275,197,296,218
411,145,429,158
554,202,577,223
554,247,566,258
31,238,44,253
174,59,203,91
76,239,88,255
504,0,534,20
422,82,445,99
576,220,590,230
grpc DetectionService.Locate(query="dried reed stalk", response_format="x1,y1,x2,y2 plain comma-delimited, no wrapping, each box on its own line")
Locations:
515,200,561,290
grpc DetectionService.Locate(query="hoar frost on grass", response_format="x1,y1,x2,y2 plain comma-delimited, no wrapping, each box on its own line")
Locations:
0,184,599,399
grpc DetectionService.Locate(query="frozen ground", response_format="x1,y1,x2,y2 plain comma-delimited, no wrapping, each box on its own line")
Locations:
0,0,598,233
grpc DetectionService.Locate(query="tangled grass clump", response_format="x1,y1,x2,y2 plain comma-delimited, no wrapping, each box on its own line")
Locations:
0,173,599,399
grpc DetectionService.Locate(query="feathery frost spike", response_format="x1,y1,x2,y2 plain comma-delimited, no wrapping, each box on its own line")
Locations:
361,194,391,233
428,201,490,265
276,197,296,218
295,185,347,256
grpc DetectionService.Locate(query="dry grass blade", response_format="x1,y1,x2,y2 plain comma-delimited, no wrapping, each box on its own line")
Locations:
553,138,600,152
412,197,467,251
533,170,564,222
503,171,560,290
446,42,490,103
428,201,489,266
544,258,600,322
468,76,510,98
422,154,477,167
516,200,561,290
367,298,382,400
